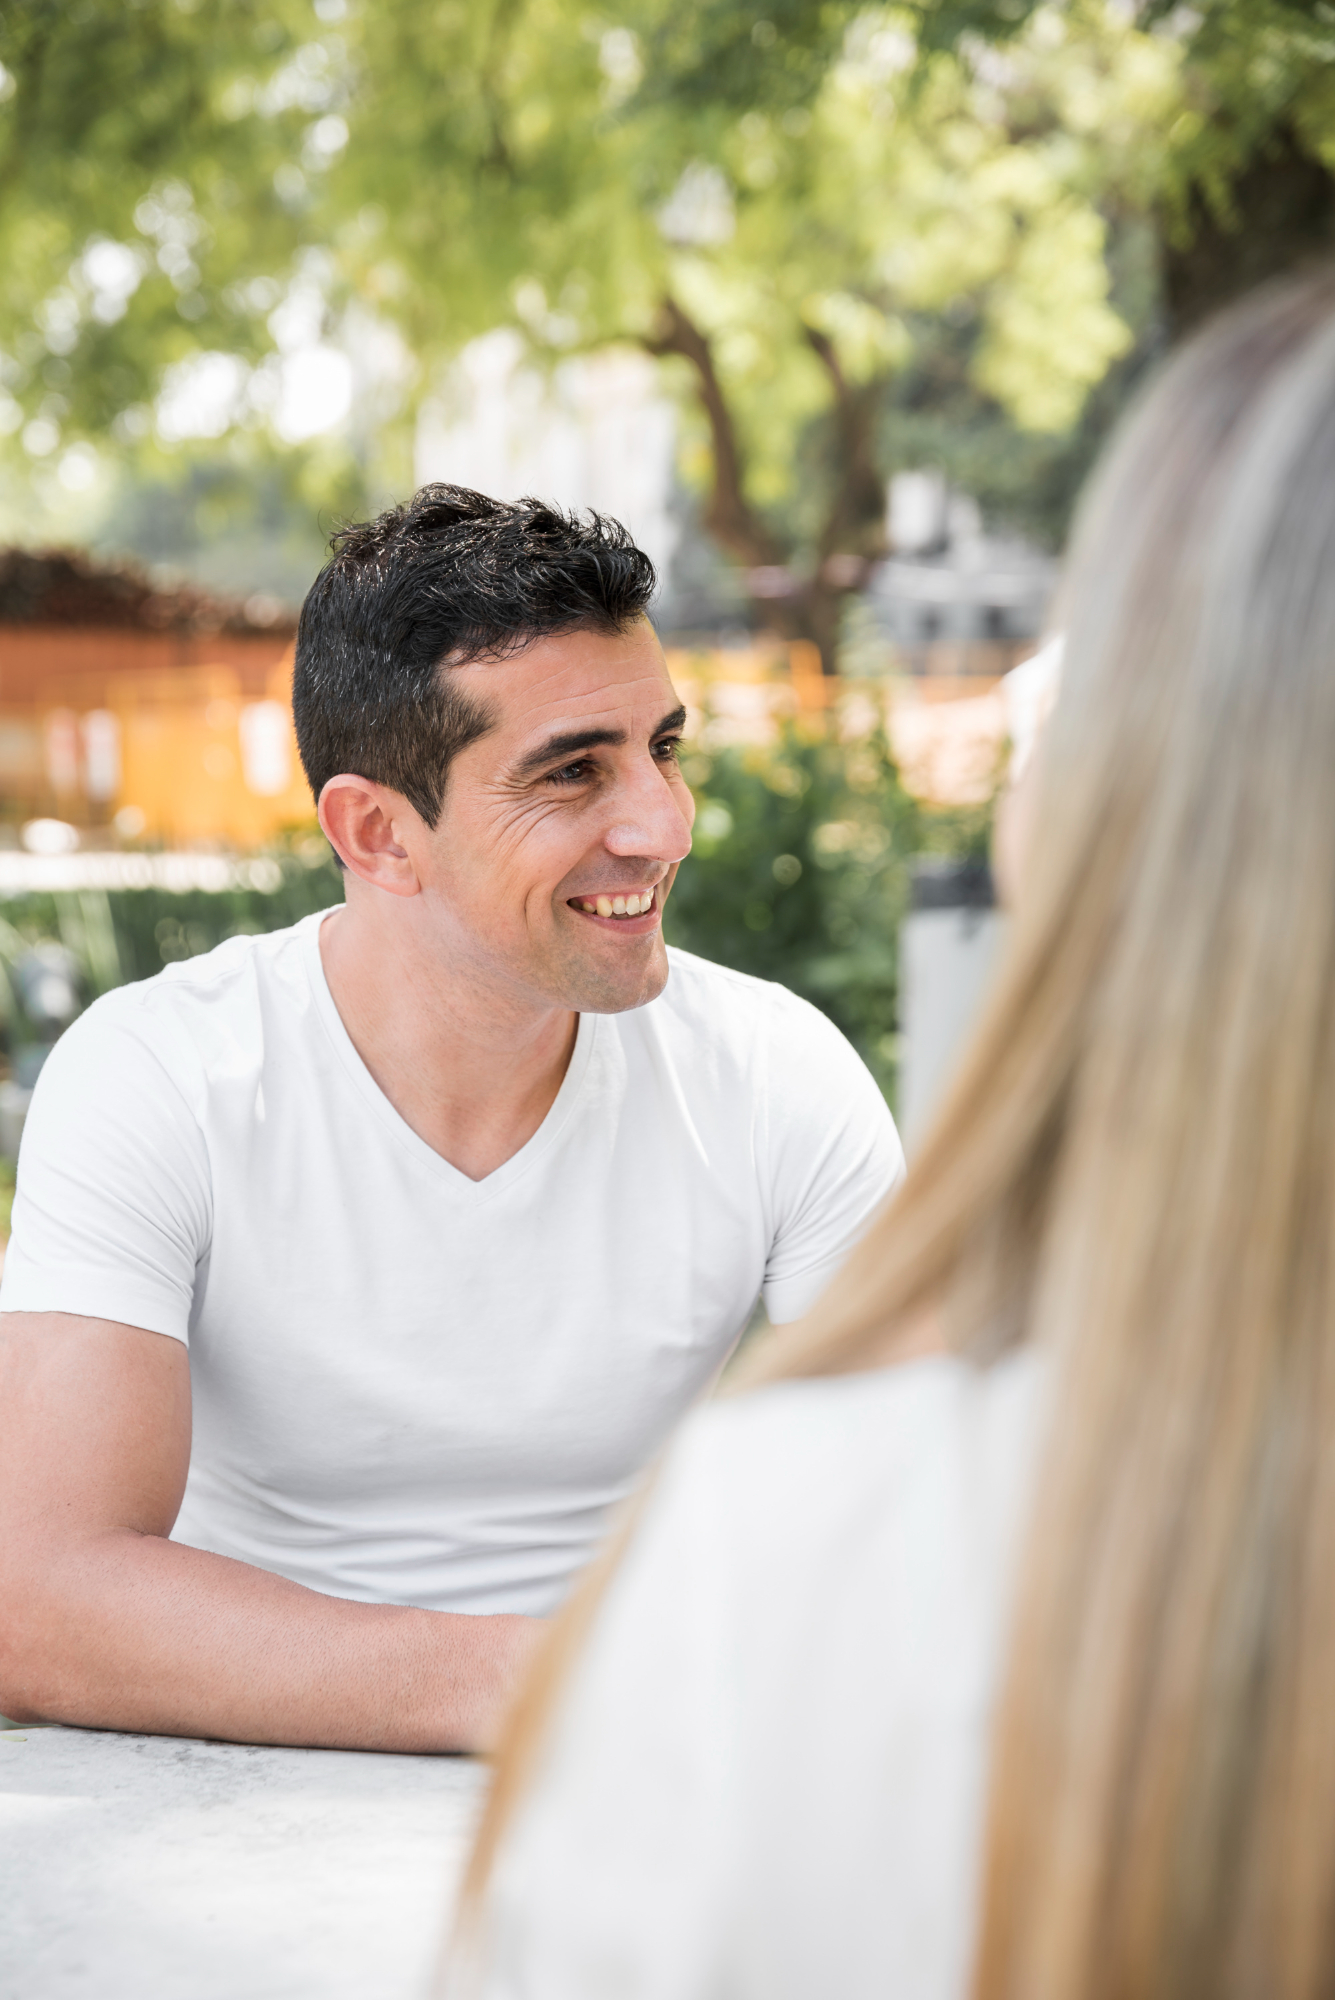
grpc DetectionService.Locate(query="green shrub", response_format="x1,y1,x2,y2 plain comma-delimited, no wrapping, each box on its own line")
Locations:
665,725,992,1102
0,842,343,1058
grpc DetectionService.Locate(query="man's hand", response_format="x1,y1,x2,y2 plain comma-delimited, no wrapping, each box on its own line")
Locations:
0,1313,540,1751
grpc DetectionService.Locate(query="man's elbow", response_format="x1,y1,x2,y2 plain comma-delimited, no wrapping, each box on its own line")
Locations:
0,1684,44,1724
0,1551,88,1724
0,1619,53,1724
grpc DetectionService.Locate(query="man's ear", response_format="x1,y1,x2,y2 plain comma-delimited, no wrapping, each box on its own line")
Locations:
318,775,424,898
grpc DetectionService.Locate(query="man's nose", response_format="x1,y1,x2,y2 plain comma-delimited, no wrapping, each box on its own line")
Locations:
603,759,693,863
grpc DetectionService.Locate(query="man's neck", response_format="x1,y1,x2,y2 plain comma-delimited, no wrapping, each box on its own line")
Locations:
317,897,579,1184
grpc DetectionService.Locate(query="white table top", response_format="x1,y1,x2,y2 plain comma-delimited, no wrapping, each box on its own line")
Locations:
0,1724,486,2000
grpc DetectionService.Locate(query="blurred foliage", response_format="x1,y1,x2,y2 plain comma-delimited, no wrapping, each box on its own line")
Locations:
0,1,1328,634
634,1,859,116
0,0,319,430
0,845,342,1064
665,723,991,1097
0,0,1230,654
907,1,1335,237
65,857,343,987
79,444,363,605
873,216,1162,550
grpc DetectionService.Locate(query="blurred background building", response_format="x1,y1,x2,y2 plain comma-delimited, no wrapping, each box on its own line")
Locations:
0,549,307,846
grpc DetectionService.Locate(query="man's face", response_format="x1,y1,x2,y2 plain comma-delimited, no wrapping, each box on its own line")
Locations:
414,619,696,1014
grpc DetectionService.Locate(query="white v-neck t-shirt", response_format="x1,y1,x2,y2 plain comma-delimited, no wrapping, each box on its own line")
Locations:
0,914,902,1614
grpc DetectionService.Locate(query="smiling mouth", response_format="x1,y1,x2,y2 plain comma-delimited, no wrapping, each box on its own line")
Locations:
568,887,658,921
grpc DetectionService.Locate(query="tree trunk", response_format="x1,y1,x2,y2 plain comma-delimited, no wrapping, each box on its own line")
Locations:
791,580,845,683
802,325,886,571
642,297,780,571
643,296,887,676
1162,123,1335,336
801,327,887,672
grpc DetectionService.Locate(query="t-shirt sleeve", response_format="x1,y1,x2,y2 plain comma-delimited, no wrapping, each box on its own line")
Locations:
469,1420,735,2000
0,998,211,1343
759,990,904,1325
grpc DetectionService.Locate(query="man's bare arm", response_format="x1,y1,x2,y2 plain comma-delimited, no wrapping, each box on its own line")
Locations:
0,1314,538,1751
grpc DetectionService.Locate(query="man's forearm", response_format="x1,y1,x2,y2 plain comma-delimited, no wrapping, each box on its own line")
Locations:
0,1531,539,1752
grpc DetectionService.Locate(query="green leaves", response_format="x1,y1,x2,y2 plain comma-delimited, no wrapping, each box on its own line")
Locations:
1,0,1330,596
631,2,862,117
664,720,983,1098
0,0,325,450
0,1,1156,457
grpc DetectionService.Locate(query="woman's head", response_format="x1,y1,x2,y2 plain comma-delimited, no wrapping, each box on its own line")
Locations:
953,257,1335,2000
1025,263,1335,1113
749,268,1335,1390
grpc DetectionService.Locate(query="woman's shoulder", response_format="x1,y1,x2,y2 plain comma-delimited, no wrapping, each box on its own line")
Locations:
610,1346,1048,1711
670,1347,1045,1547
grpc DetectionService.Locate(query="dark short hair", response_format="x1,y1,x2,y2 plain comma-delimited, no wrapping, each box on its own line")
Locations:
292,484,657,828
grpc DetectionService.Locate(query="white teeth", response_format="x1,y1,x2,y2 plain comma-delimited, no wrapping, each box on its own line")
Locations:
581,890,655,919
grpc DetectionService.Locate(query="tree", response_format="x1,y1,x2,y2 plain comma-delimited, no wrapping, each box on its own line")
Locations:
907,0,1335,330
0,3,315,430
0,2,1330,658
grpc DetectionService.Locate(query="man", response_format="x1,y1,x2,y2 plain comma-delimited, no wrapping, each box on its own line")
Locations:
0,487,902,1751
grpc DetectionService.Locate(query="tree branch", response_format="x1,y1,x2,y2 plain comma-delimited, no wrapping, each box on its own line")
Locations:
0,0,61,211
478,0,524,179
802,322,887,569
642,295,781,570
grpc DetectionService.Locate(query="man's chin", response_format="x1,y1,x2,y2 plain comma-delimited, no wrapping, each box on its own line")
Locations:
550,929,672,1015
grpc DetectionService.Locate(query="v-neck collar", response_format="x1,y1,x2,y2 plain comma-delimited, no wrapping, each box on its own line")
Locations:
298,909,599,1203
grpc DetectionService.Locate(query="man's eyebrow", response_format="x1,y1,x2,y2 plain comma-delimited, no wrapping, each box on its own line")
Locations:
514,706,688,779
514,725,626,778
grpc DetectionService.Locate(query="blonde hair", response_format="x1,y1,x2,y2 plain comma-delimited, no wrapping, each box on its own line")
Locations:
464,267,1335,2000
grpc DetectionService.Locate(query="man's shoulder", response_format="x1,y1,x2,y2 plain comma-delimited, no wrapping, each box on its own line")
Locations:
57,914,321,1072
639,946,864,1078
651,946,833,1044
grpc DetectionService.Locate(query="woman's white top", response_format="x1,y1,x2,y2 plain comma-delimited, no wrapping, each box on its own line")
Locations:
474,1349,1046,1999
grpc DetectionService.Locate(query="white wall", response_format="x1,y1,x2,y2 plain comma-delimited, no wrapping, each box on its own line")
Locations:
898,907,1006,1153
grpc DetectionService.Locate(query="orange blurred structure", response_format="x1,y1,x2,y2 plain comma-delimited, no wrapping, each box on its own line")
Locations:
666,640,1010,805
0,551,1015,843
664,639,835,743
0,549,313,846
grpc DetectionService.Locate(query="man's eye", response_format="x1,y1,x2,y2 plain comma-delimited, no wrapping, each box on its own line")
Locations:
546,760,592,786
653,737,683,763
